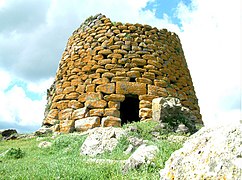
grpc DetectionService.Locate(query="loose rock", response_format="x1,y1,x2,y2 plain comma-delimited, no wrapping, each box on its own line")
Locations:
160,124,242,180
123,144,159,173
0,129,17,139
38,141,52,148
80,127,126,157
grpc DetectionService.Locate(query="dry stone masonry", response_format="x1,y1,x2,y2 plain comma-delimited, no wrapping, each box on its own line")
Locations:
43,14,202,133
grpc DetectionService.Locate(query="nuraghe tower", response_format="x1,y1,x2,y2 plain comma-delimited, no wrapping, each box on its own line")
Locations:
43,14,202,133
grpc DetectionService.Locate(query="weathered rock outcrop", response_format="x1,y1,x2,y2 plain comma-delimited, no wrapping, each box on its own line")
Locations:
123,144,158,173
152,97,197,133
80,127,126,157
160,124,242,179
42,13,202,133
0,129,18,140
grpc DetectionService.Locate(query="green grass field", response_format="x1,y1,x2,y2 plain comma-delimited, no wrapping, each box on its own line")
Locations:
0,121,183,180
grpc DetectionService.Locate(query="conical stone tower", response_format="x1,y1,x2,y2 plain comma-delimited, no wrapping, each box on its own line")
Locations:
43,14,202,133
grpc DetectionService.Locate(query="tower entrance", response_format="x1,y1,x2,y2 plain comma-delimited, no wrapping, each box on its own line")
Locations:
120,94,139,125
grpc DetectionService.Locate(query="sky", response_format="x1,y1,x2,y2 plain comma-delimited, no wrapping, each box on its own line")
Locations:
0,0,241,133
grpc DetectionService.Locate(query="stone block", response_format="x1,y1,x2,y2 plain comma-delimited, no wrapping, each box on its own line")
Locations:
142,54,156,60
104,94,125,102
139,100,152,108
148,85,168,97
53,94,65,102
59,120,75,133
116,71,127,77
107,53,122,59
86,84,96,92
143,72,155,80
178,91,188,100
59,108,73,120
88,73,100,79
105,64,115,69
111,77,130,82
116,81,146,95
149,69,162,76
72,107,88,120
109,45,121,50
96,83,115,94
132,58,146,66
85,100,107,109
98,59,112,65
181,100,193,109
136,77,152,84
93,54,104,61
102,72,115,78
84,78,92,85
126,71,140,78
43,109,59,125
80,74,88,81
75,117,101,132
154,79,168,88
63,86,76,94
114,49,128,55
68,100,83,109
104,108,120,117
101,116,121,127
98,49,112,55
82,65,92,72
56,100,69,110
147,60,162,68
65,92,79,100
89,109,105,116
108,101,120,109
78,92,103,102
139,108,152,119
68,75,79,81
62,81,71,88
130,67,146,73
144,65,155,70
92,77,110,85
71,79,82,86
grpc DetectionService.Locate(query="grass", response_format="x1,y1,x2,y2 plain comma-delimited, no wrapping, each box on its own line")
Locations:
0,121,184,180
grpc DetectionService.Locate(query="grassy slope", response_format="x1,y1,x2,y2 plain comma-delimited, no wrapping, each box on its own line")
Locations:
0,122,183,180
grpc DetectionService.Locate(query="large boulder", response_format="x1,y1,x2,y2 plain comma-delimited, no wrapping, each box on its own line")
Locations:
0,129,18,140
152,97,197,133
0,129,17,137
123,144,159,173
160,123,242,179
38,141,52,148
80,127,126,157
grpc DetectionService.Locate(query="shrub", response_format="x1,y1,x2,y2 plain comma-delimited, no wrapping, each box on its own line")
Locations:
5,148,25,159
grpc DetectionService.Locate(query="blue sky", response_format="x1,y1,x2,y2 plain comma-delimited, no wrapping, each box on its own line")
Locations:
0,0,241,133
143,0,192,26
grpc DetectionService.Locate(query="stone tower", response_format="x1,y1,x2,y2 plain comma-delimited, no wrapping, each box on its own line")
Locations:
43,14,202,133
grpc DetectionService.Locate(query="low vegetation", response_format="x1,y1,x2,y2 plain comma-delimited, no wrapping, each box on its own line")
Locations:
0,121,185,179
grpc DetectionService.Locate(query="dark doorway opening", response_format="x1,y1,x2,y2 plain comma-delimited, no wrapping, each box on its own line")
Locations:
120,94,140,125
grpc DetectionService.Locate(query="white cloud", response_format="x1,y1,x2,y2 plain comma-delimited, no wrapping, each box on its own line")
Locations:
176,0,241,126
0,85,46,128
26,77,54,94
0,72,52,131
0,69,12,90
